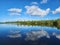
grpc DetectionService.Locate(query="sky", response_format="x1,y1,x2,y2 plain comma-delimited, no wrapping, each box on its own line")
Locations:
0,0,60,22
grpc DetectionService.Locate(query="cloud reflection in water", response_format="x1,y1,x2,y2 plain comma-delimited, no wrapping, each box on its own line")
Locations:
8,30,21,38
25,30,50,41
7,29,60,41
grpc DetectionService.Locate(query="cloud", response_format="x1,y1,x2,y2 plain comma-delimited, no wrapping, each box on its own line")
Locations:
8,8,22,13
52,7,60,14
25,5,50,17
10,13,21,16
40,0,47,4
8,8,22,16
31,2,38,5
46,18,49,20
7,30,21,38
25,30,50,41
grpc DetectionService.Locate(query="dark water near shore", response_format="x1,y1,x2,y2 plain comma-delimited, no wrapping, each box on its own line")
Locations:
0,24,60,45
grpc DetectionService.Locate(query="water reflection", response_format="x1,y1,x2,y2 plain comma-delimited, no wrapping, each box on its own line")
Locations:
7,28,60,40
53,32,60,40
15,23,60,29
8,30,21,38
25,30,50,41
0,24,60,45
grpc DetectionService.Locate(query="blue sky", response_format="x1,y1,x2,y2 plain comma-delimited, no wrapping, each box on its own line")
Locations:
0,0,60,22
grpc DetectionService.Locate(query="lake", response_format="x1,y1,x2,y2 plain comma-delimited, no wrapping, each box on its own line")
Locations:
0,24,60,45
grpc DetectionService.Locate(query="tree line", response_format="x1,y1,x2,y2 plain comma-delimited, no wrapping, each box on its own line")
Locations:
3,19,60,29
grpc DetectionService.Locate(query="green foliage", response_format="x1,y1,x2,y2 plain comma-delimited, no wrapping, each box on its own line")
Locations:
1,19,60,29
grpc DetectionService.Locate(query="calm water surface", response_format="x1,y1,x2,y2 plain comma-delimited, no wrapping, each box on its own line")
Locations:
0,24,60,45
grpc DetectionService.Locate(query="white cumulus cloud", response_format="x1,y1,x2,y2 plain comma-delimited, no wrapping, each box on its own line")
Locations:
31,2,38,5
25,5,50,17
10,13,21,16
8,8,22,13
8,8,22,16
40,0,47,4
52,7,60,14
